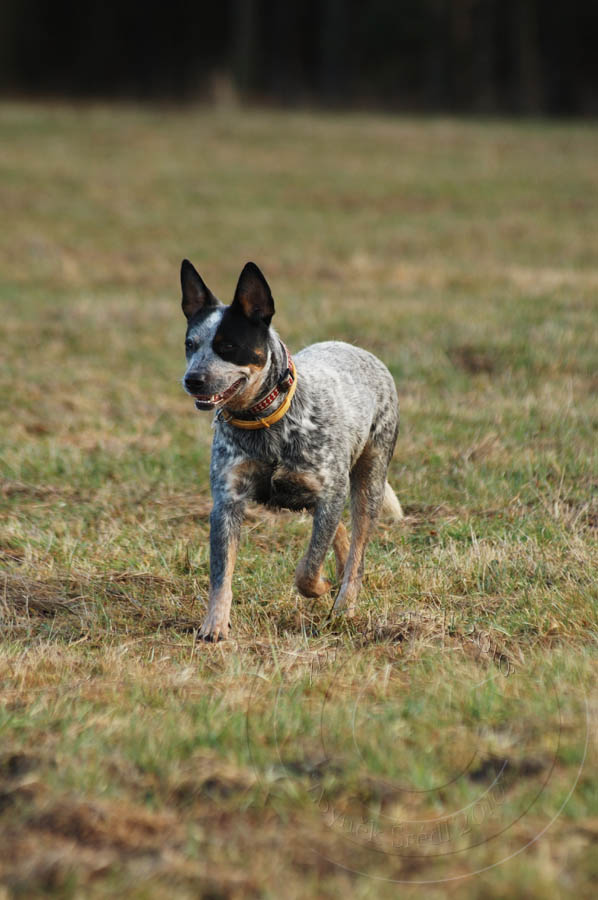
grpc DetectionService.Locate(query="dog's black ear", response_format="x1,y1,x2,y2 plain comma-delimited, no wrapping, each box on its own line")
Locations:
231,262,275,326
181,259,219,319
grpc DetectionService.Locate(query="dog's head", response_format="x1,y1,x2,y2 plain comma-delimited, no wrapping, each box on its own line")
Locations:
181,260,275,411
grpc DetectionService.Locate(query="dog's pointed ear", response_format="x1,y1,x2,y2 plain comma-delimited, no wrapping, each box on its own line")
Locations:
181,259,219,319
231,262,275,326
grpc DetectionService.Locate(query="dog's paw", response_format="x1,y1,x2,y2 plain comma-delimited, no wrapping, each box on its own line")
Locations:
296,576,333,598
326,598,357,626
295,561,333,598
331,605,356,619
331,588,357,616
199,611,230,642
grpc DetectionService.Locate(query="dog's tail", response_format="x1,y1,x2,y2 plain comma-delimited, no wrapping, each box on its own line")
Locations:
382,482,404,522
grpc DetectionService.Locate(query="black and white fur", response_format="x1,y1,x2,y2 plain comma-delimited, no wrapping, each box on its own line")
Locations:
181,260,402,641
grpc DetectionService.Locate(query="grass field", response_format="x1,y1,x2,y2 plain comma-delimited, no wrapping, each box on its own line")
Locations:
1,102,597,898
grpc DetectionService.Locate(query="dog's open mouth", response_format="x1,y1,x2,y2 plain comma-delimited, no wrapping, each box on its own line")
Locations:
193,377,246,411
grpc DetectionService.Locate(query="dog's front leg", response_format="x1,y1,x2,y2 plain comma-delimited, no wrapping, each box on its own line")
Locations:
200,500,244,642
295,490,347,598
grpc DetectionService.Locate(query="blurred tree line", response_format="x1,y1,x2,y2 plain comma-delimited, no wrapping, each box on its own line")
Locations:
1,0,597,114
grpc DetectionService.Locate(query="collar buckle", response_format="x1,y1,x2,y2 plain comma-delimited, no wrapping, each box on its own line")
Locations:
278,367,294,392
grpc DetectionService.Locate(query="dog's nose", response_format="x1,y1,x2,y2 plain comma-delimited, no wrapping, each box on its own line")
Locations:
184,373,207,394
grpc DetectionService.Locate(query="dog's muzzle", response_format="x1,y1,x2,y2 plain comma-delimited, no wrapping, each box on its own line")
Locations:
187,376,246,410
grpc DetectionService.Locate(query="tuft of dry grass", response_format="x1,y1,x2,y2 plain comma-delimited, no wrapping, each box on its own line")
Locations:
1,103,597,898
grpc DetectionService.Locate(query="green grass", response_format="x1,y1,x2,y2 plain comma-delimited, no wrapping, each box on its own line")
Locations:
1,102,597,898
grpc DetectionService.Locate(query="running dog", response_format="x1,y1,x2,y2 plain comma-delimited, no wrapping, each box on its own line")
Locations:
180,259,402,640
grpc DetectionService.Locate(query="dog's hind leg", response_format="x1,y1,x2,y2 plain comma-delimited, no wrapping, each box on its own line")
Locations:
295,489,348,598
332,445,388,615
332,521,350,582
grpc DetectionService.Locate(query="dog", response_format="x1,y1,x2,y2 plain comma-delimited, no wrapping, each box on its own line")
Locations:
180,259,403,641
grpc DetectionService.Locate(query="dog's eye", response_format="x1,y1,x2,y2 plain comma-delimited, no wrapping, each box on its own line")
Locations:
219,342,235,353
185,339,194,352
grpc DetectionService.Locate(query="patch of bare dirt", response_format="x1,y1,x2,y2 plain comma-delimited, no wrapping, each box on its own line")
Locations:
448,344,498,375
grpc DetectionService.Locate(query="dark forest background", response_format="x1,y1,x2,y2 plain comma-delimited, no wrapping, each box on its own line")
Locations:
2,0,597,115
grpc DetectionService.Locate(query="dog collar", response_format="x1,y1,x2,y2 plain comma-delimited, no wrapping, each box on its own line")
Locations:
245,343,295,417
219,345,297,430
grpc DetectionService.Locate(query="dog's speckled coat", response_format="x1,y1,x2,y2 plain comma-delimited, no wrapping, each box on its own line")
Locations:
181,260,401,640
